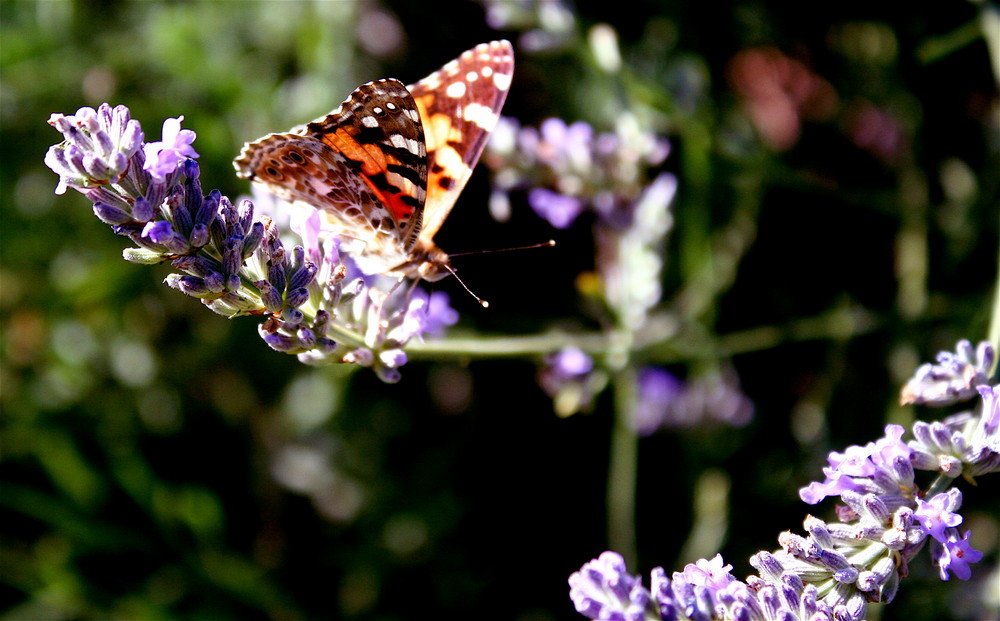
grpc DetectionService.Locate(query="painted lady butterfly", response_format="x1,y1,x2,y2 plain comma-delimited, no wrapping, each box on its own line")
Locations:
234,40,514,283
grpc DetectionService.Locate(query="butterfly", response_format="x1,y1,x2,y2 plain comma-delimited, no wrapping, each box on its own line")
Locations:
234,40,514,283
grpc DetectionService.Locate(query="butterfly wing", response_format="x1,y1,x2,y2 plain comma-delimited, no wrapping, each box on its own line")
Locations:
406,40,514,244
235,78,428,262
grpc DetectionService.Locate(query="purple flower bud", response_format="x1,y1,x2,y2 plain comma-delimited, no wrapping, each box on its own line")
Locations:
196,189,220,227
182,158,200,180
222,237,244,276
281,307,304,325
83,151,109,179
93,201,132,225
343,348,374,366
132,196,155,222
861,494,891,523
256,280,283,312
118,118,144,155
243,221,264,256
288,262,317,290
203,271,225,293
142,220,188,253
856,555,895,593
165,274,208,297
268,260,287,293
375,365,402,384
285,286,310,309
296,327,316,350
749,551,785,582
262,331,299,353
234,197,252,227
804,516,835,549
379,348,407,369
316,337,337,354
171,254,216,277
310,310,330,337
189,222,209,248
831,565,858,585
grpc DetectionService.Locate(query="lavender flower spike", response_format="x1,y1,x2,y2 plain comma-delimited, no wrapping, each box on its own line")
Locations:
46,103,143,194
571,339,994,621
900,340,994,406
568,552,662,621
970,384,1000,471
44,103,456,381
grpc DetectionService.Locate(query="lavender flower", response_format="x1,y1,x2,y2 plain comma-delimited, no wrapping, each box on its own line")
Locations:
573,339,995,621
914,488,963,543
799,424,914,506
539,347,607,417
487,115,671,231
633,367,684,436
971,384,1000,468
489,114,676,333
45,103,143,194
143,116,200,182
633,367,754,435
44,103,459,381
568,551,660,621
900,339,994,406
528,187,587,229
904,342,1000,477
479,0,577,51
930,529,983,581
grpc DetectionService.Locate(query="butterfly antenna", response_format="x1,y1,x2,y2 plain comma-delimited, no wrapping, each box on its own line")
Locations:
443,264,489,308
449,239,556,258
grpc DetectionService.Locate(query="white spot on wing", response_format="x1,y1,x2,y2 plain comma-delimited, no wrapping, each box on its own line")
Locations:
362,115,379,128
405,137,424,157
446,81,467,98
462,102,498,130
492,72,512,91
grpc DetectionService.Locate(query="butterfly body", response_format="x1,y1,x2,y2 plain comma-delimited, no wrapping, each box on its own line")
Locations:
235,40,514,282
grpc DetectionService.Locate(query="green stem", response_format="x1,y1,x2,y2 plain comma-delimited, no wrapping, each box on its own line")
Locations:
406,304,880,362
405,330,614,359
608,365,639,567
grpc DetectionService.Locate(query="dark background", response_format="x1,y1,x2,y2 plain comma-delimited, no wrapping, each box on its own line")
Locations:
2,1,997,619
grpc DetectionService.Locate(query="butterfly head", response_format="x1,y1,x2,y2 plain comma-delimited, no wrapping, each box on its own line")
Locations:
400,241,452,282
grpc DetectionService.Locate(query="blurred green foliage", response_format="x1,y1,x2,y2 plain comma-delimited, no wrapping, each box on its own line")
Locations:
1,1,997,620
